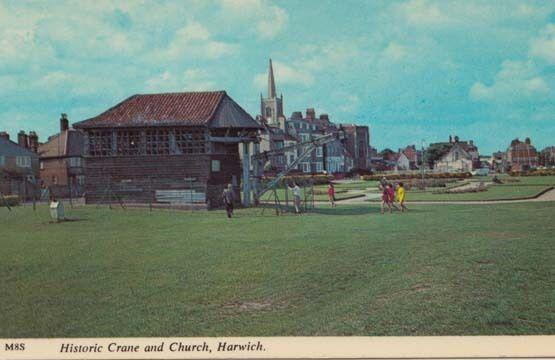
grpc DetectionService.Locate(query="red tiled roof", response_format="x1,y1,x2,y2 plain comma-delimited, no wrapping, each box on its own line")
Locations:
74,91,229,128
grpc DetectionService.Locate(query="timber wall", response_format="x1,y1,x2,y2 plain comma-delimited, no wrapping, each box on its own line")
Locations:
84,153,242,208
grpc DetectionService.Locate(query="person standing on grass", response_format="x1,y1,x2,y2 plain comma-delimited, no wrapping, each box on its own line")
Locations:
396,182,408,212
381,183,392,214
222,184,234,218
328,183,336,207
290,182,302,214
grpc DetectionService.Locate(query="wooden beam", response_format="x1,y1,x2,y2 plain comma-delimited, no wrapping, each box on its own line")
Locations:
208,136,257,143
242,142,250,207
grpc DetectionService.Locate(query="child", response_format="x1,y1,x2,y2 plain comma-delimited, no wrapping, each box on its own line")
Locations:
289,182,302,214
328,183,336,207
222,184,234,218
396,182,408,212
381,183,392,214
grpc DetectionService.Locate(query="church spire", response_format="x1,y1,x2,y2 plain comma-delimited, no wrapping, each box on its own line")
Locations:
268,58,276,98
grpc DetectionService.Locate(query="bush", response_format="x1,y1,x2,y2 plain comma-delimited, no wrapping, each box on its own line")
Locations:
509,168,555,177
361,172,472,181
263,174,334,187
1,195,20,207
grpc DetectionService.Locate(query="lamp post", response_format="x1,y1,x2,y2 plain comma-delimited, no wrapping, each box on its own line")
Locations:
421,139,426,186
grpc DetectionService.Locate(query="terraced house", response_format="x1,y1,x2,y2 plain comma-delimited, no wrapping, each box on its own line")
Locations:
0,131,39,200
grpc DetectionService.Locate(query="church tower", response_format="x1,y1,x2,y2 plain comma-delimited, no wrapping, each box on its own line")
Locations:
260,59,284,127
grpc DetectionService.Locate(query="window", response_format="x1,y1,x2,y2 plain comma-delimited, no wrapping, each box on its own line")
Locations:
16,156,31,168
302,162,310,173
117,130,142,155
211,159,221,172
52,175,58,185
316,163,323,172
88,130,112,157
265,107,272,117
146,129,170,155
68,157,82,167
175,129,206,154
289,154,295,164
0,155,5,166
40,161,44,170
275,141,284,149
77,175,85,186
316,146,323,157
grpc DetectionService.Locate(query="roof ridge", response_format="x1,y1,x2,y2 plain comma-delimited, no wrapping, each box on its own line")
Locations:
135,90,226,97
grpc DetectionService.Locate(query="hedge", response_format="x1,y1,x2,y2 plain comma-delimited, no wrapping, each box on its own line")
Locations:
509,169,555,177
361,172,472,181
1,195,20,207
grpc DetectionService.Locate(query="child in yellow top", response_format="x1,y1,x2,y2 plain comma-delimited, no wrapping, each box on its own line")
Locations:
396,182,408,212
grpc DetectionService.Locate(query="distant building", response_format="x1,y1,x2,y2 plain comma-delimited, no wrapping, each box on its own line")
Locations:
38,114,85,198
429,135,480,171
434,142,474,173
73,91,262,208
260,59,285,128
0,131,39,200
506,137,537,171
397,145,419,170
254,59,371,175
340,124,369,171
395,151,411,171
491,151,506,172
540,146,555,167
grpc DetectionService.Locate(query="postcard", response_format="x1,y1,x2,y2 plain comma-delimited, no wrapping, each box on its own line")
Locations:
1,0,554,359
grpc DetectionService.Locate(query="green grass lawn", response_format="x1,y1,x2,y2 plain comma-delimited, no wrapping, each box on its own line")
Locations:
1,202,554,337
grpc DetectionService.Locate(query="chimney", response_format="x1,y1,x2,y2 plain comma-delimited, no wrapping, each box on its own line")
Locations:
18,130,30,148
449,135,453,143
454,135,459,143
306,108,315,120
60,113,69,132
525,137,531,145
28,131,39,153
319,114,329,122
0,131,9,141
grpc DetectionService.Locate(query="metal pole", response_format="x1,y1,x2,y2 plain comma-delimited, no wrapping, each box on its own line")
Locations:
253,141,260,205
421,139,426,188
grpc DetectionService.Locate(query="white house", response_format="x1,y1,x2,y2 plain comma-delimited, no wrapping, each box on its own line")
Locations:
434,143,474,173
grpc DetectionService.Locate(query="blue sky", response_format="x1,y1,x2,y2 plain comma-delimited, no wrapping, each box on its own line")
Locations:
0,0,554,154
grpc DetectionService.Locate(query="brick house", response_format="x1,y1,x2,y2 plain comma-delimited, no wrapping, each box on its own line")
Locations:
38,114,85,198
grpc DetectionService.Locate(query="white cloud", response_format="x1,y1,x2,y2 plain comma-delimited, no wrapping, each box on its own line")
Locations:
530,24,555,64
395,0,448,26
145,68,217,92
162,22,237,60
382,42,407,62
253,61,314,88
469,60,550,102
220,0,288,39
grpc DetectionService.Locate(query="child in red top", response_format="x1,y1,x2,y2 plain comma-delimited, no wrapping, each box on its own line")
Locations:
328,183,336,207
381,183,393,214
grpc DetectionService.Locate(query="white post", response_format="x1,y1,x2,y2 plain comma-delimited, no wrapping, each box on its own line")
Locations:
242,142,251,206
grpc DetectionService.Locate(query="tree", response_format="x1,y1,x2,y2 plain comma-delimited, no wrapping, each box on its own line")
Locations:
424,143,453,169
